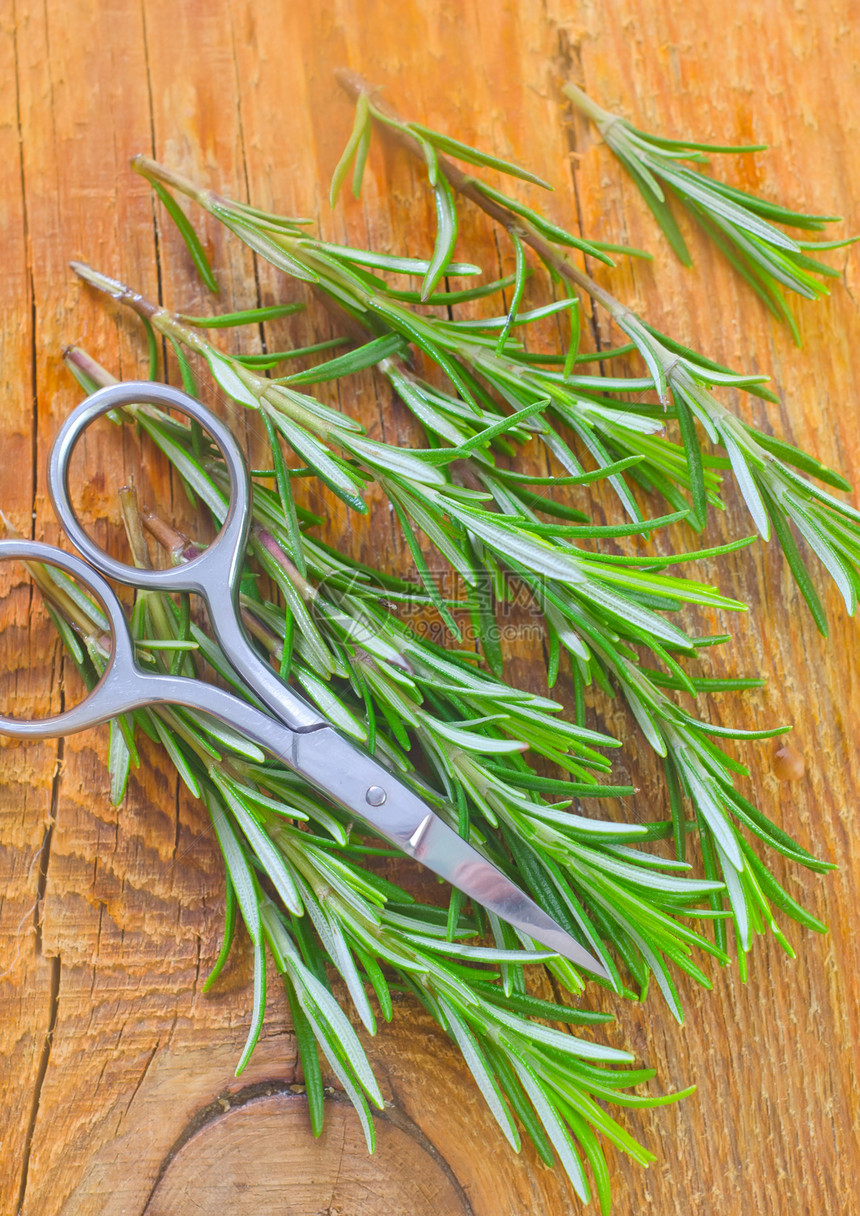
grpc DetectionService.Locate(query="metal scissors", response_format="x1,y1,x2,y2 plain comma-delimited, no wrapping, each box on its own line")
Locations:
0,380,608,978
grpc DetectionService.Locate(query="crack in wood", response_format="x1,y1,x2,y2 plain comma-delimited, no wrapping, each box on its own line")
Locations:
553,26,607,361
171,779,180,863
9,7,67,1209
323,1118,349,1216
137,0,173,536
9,0,37,545
121,1040,161,1124
229,13,269,465
140,0,164,316
190,934,202,1003
370,1095,476,1216
33,735,62,956
15,954,61,1216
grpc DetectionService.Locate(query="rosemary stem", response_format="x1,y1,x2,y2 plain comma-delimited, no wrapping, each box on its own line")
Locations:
561,81,617,131
70,262,211,356
31,561,107,641
63,344,119,389
334,71,630,334
119,484,154,569
252,525,316,601
130,154,215,210
240,603,282,653
140,509,198,565
118,485,179,667
69,261,160,324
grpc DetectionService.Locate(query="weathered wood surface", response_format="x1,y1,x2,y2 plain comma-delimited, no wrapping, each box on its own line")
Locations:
1,1,858,1212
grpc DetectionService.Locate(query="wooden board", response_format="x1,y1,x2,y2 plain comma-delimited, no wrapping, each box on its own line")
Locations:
2,1,858,1213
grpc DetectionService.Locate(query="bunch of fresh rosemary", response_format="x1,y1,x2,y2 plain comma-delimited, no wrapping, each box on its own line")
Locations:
330,74,859,624
18,71,844,1209
73,112,836,976
35,343,703,1210
63,345,736,1000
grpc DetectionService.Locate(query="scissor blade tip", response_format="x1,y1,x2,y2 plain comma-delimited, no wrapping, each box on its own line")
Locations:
556,941,610,981
581,955,612,982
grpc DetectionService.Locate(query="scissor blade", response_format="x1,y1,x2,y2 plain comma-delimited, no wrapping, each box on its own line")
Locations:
399,810,610,977
292,727,610,979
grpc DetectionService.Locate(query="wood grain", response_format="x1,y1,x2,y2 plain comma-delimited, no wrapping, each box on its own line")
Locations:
1,1,858,1213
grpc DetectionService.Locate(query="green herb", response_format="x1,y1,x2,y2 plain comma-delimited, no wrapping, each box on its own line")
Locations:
328,71,643,278
29,349,707,1205
109,140,833,963
563,81,855,339
65,286,830,995
324,76,860,633
42,74,845,1211
63,342,734,1007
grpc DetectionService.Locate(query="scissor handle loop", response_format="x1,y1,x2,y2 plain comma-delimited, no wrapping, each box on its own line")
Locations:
0,540,151,738
48,381,250,597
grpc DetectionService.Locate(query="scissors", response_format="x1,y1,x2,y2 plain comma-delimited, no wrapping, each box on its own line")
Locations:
0,380,608,978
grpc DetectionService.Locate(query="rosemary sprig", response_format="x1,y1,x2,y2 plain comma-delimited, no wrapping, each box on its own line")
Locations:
328,82,651,299
18,387,698,1210
70,265,749,671
24,542,690,1208
322,75,860,635
130,132,860,637
98,151,834,963
131,152,682,520
63,321,830,1004
63,345,733,1011
563,81,855,339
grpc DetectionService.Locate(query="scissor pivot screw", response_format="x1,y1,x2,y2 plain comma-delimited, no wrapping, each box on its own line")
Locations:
365,785,386,806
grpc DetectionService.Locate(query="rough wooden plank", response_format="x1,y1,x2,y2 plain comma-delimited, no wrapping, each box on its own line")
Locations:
0,7,68,1210
0,1,857,1214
